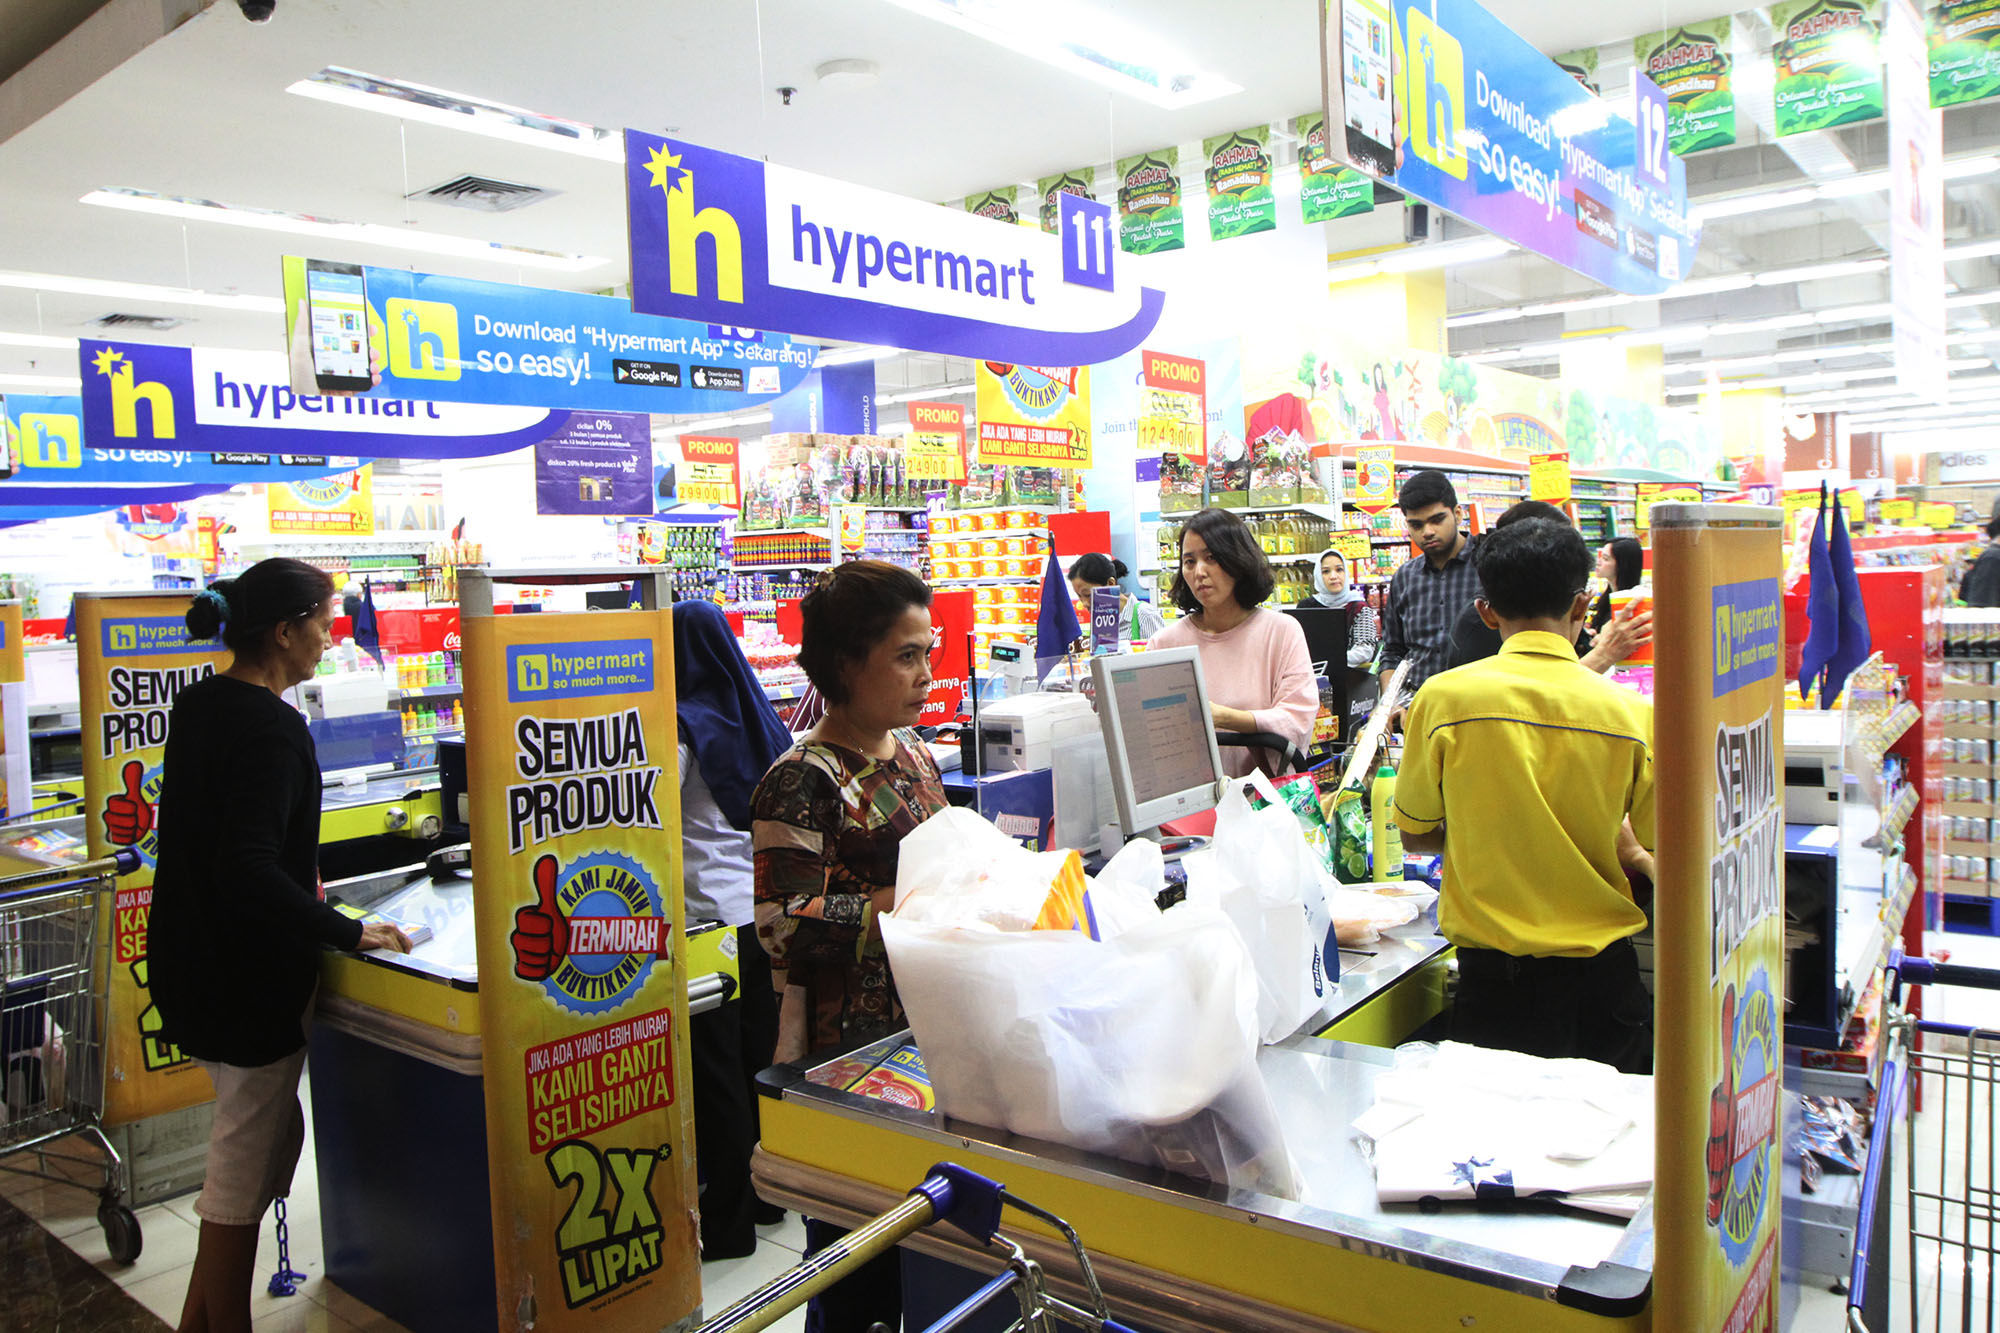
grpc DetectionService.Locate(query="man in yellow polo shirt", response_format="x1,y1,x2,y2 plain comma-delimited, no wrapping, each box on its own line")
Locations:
1394,517,1656,1074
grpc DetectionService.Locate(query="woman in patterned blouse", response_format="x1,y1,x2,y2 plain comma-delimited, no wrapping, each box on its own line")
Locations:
750,560,948,1333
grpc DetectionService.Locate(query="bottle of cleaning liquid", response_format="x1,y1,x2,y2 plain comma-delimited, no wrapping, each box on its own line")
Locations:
1370,763,1403,882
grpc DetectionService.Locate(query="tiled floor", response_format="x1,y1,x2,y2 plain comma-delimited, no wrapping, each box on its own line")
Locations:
0,1072,809,1331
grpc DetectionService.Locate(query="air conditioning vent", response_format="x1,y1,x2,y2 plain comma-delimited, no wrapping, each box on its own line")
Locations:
415,174,557,213
89,312,186,331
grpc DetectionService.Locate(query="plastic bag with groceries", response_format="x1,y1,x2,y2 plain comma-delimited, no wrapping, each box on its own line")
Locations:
883,807,1301,1198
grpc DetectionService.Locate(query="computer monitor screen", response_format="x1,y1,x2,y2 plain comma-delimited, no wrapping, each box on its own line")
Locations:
1091,646,1225,837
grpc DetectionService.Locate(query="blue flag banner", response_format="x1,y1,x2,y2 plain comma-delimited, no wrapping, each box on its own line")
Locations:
281,257,816,413
625,132,1165,363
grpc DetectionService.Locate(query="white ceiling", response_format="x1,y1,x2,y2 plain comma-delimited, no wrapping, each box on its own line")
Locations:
0,0,1966,422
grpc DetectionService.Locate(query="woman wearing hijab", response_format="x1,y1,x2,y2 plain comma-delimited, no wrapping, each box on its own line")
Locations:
1309,548,1380,669
672,600,793,1261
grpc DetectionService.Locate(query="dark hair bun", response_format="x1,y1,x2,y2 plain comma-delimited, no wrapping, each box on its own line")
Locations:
184,581,235,640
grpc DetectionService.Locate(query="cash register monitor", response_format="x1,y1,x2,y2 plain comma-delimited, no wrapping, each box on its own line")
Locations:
1091,646,1225,840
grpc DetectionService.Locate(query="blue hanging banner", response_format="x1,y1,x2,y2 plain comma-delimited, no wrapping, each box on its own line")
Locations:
1373,0,1701,293
623,132,1165,363
280,257,817,412
3,386,384,508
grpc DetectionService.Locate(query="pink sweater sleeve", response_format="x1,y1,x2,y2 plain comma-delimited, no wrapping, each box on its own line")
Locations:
1249,613,1320,748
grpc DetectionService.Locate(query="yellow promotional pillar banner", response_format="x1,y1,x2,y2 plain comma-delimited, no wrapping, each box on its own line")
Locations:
74,592,223,1125
0,601,22,684
463,601,699,1332
1650,504,1786,1333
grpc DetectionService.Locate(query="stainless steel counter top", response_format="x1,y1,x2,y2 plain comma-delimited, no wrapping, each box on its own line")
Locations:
770,1030,1651,1311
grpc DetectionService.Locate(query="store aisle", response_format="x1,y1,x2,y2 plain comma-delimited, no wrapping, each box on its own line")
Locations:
0,1069,809,1332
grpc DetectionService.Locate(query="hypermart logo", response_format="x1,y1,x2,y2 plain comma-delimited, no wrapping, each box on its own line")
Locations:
507,637,655,702
1705,968,1780,1266
101,616,208,657
1405,8,1469,180
18,412,82,468
386,298,461,380
509,850,670,1016
640,142,746,304
624,131,1164,364
89,345,177,440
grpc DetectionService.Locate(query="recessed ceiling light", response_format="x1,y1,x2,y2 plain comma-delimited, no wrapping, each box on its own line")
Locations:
286,67,623,162
876,0,1239,108
81,188,606,271
0,269,283,313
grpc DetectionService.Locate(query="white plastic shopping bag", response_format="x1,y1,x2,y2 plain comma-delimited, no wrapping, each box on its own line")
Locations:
1183,773,1339,1043
883,810,1301,1197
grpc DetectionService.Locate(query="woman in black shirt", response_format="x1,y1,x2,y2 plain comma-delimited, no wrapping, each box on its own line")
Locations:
149,558,409,1333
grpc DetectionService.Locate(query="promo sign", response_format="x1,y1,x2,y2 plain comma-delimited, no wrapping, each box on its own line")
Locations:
75,592,225,1125
2,392,367,510
975,364,1092,469
463,603,698,1331
281,257,816,412
1528,451,1571,504
1352,444,1396,513
1650,504,1785,1333
1138,351,1207,464
624,132,1165,365
905,401,968,482
268,466,374,535
676,436,740,507
1384,0,1701,295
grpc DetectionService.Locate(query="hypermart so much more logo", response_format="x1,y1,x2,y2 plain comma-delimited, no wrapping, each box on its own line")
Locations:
1705,967,1780,1265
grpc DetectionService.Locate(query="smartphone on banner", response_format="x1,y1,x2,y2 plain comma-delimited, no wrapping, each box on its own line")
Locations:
303,259,373,394
1339,0,1397,178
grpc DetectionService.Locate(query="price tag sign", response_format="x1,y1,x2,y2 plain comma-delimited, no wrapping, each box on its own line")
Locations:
678,435,740,507
906,401,968,482
1353,445,1396,514
1529,451,1572,505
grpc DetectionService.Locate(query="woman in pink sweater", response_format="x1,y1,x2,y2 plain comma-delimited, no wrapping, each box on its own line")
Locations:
1152,508,1319,776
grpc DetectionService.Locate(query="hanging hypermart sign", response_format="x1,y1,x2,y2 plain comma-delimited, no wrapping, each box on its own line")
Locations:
623,132,1165,363
1322,0,1702,294
280,258,816,412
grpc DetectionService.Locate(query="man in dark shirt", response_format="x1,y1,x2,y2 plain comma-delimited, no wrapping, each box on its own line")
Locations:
1441,501,1651,673
1378,470,1478,706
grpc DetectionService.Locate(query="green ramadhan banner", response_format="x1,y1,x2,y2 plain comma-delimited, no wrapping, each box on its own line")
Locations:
1930,0,2000,107
1771,1,1885,135
963,187,1021,225
1037,169,1095,235
1204,126,1277,240
1554,46,1602,95
1293,114,1374,223
1635,20,1736,154
1116,149,1185,254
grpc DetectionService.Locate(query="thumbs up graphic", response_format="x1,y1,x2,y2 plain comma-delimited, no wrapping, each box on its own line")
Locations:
510,854,569,981
1705,985,1739,1226
104,761,154,847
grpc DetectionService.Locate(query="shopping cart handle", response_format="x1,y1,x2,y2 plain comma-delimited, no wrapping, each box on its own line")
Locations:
912,1162,1005,1246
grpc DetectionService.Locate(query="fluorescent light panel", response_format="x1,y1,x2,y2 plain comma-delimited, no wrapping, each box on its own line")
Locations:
81,188,605,272
0,269,283,313
287,67,623,162
876,0,1240,108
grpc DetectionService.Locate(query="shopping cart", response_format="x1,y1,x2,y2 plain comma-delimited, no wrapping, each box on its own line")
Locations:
695,1162,1140,1333
0,847,144,1264
1847,952,2000,1332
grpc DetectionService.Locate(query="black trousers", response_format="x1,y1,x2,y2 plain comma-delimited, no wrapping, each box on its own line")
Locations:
1449,937,1653,1075
690,924,780,1259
